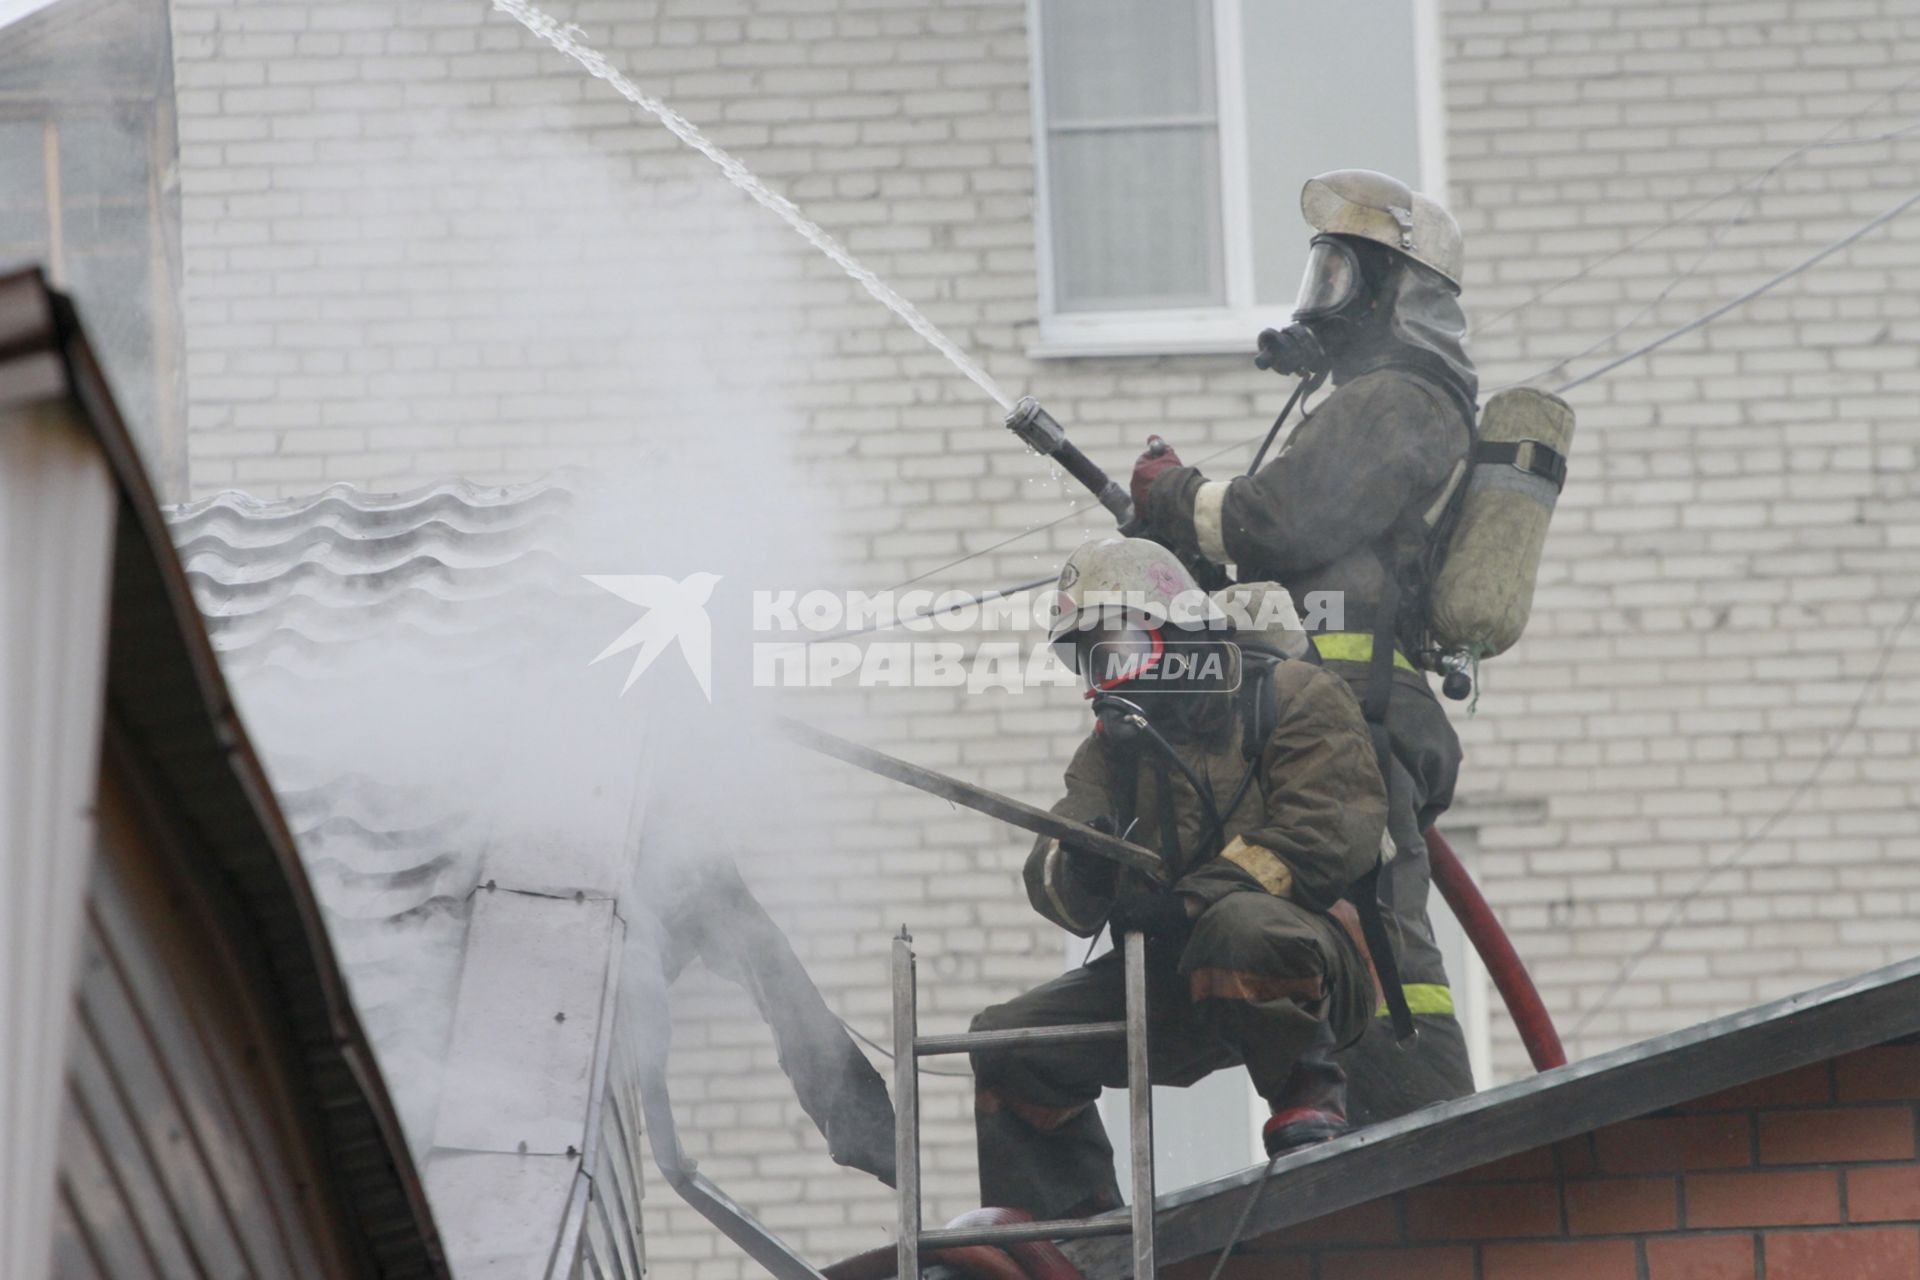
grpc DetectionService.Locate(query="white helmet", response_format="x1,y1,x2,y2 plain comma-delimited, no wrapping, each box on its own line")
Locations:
1300,168,1463,288
1048,538,1226,692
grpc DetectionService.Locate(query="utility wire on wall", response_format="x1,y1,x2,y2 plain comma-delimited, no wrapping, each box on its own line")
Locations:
877,181,1920,612
1469,70,1920,338
1555,186,1920,392
1571,594,1920,1037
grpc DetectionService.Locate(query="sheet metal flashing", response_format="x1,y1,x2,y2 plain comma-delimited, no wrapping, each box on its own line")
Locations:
1064,954,1920,1276
0,267,449,1278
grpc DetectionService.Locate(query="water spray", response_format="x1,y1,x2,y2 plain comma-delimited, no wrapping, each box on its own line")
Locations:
492,0,1013,412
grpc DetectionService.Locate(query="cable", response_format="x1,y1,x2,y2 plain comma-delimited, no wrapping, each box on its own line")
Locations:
839,1013,974,1078
1205,1155,1283,1280
1492,113,1920,393
882,503,1100,598
886,155,1920,620
831,419,1296,639
1569,593,1919,1038
1471,73,1920,337
1552,185,1920,394
808,575,1056,646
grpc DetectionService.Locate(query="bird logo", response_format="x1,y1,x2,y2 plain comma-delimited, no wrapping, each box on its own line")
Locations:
583,572,723,700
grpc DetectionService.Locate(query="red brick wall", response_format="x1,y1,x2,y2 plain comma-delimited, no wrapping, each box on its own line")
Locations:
1172,1041,1920,1280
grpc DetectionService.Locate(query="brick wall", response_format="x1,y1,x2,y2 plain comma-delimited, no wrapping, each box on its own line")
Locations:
161,0,1920,1273
1441,0,1920,1076
1172,1039,1920,1280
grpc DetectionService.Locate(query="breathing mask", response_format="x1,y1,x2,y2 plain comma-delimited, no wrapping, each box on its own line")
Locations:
1256,235,1382,379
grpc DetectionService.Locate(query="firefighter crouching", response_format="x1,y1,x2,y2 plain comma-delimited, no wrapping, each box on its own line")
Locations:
971,538,1387,1221
1130,169,1480,1123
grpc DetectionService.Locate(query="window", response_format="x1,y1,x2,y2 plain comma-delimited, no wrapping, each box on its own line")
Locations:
1029,0,1445,356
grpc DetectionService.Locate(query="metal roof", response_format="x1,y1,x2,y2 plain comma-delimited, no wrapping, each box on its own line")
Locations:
164,468,657,1279
166,473,587,1157
0,266,449,1278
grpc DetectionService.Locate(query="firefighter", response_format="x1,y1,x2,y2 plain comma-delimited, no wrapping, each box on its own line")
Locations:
971,537,1387,1220
1130,169,1478,1123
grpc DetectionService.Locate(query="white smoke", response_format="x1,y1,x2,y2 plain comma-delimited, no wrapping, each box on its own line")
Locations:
184,84,908,1167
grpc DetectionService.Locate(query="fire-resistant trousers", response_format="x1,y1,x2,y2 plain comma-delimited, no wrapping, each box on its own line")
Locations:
970,891,1368,1220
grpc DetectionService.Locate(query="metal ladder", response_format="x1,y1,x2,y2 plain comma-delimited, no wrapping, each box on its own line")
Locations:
892,928,1156,1278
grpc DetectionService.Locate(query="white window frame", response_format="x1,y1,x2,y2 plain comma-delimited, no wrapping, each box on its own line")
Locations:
1026,0,1449,359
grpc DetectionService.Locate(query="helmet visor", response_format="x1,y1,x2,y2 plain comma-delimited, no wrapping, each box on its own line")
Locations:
1292,237,1361,321
1053,623,1165,693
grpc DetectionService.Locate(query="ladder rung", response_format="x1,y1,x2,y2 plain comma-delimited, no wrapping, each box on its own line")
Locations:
914,1020,1129,1057
919,1217,1132,1249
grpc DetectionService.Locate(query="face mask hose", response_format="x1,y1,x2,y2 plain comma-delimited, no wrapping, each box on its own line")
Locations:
1090,692,1224,852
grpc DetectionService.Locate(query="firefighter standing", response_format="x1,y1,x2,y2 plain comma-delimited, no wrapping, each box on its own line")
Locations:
1132,169,1480,1123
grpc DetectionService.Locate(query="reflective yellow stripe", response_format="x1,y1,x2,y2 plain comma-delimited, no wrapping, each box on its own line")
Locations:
1220,836,1293,898
1375,983,1454,1018
1313,632,1417,674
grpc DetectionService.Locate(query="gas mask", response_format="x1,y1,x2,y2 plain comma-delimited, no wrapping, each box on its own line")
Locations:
1053,619,1167,697
1256,234,1382,379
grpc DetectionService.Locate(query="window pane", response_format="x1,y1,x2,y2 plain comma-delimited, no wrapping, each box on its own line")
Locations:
1041,0,1214,124
1240,0,1423,305
1049,126,1224,312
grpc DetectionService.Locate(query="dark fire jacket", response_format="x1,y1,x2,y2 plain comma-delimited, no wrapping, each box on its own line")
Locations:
1025,657,1388,938
1144,367,1472,654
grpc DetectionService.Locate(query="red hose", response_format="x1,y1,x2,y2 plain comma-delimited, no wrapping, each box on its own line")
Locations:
821,1208,1084,1280
1424,826,1568,1071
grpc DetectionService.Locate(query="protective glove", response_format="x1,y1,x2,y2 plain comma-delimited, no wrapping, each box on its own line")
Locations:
1129,435,1183,514
1108,883,1195,940
1061,815,1122,898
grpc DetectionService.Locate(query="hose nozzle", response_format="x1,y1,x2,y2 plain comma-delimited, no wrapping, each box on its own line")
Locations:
1005,395,1067,456
1003,395,1136,526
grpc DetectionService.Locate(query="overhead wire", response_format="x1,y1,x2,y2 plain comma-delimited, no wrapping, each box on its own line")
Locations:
842,100,1920,624
820,89,1920,1079
1493,114,1920,393
1470,70,1920,338
826,422,1302,641
1570,593,1919,1038
871,175,1920,625
1553,185,1920,393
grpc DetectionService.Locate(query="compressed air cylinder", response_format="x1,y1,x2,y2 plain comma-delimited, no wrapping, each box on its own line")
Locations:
1429,387,1575,660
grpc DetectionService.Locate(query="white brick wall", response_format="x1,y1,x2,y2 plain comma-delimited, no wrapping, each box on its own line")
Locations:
165,0,1920,1274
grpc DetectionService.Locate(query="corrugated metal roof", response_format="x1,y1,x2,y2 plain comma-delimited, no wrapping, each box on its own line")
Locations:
166,476,591,1143
164,471,648,1278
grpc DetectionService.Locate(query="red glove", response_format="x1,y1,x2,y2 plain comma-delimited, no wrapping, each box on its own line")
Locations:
1129,435,1183,514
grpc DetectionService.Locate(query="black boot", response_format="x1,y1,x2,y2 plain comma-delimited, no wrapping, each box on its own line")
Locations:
1261,1018,1349,1157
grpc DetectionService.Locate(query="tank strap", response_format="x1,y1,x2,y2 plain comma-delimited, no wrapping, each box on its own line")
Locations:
1358,558,1416,1042
1474,438,1568,490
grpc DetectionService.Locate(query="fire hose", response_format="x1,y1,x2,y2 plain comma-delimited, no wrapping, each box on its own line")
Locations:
1002,399,1569,1071
1425,826,1567,1070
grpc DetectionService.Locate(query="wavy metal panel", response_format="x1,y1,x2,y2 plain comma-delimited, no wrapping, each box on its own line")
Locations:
164,473,646,1277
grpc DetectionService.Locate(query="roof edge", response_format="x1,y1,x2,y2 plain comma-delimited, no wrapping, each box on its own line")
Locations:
0,266,450,1278
1067,954,1920,1275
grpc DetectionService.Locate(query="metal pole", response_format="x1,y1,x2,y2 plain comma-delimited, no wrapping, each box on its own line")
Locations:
893,931,920,1280
914,1021,1129,1056
1123,929,1155,1277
